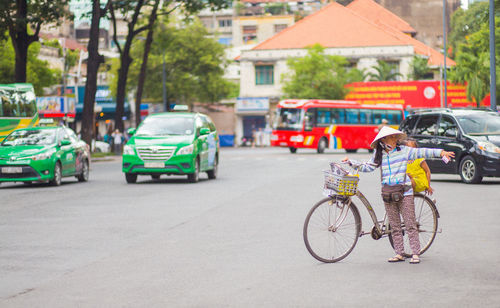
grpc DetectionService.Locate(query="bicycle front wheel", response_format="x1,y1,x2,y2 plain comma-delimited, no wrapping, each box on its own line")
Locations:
303,196,361,263
388,194,439,258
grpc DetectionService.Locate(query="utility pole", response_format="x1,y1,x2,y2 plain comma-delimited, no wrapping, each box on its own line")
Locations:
162,50,169,111
489,0,497,111
443,0,448,108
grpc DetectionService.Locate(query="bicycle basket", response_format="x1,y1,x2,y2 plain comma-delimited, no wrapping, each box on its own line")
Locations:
323,170,359,196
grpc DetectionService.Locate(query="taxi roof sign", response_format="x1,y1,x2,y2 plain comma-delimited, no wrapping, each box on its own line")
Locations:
172,104,189,111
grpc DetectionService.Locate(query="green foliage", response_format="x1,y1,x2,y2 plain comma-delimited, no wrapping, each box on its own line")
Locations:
449,18,500,106
0,37,60,94
448,2,489,59
367,60,402,81
408,56,433,80
0,0,71,34
110,19,234,104
265,3,291,15
281,44,364,100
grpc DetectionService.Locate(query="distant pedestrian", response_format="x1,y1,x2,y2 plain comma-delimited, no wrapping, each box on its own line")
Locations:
112,129,123,154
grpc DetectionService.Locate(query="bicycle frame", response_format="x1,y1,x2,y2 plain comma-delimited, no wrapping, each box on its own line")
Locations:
334,190,390,239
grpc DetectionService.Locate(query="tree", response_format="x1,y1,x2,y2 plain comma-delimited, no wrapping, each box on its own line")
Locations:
111,20,233,112
81,0,112,146
448,0,500,59
134,0,161,127
0,0,70,82
449,18,500,107
0,36,60,94
367,60,402,81
281,44,364,99
111,0,232,132
408,56,433,80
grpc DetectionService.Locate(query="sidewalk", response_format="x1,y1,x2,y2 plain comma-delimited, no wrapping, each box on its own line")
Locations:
90,154,121,163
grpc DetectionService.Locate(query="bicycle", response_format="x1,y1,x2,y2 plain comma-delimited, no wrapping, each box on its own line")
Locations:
303,162,440,263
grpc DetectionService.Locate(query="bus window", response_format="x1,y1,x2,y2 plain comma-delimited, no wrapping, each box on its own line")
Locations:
304,108,315,131
372,110,386,124
359,109,372,124
345,109,359,124
317,108,331,126
331,108,345,124
386,110,403,124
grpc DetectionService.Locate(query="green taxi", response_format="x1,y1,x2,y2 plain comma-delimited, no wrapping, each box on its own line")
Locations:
122,112,219,183
0,126,90,186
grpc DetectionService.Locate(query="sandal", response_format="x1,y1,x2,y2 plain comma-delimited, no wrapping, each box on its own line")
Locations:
409,255,420,264
387,254,405,262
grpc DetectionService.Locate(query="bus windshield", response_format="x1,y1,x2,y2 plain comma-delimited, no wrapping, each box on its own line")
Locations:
0,87,37,118
273,108,303,130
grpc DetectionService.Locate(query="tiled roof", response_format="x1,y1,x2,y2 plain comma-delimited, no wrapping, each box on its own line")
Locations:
252,1,453,67
347,0,416,35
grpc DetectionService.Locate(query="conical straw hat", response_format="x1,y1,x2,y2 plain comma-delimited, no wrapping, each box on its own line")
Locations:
370,126,406,149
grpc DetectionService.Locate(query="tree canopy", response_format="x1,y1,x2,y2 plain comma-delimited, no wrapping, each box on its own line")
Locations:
367,60,402,82
0,0,71,82
408,56,433,81
281,44,364,99
109,19,235,106
0,37,60,95
449,2,500,106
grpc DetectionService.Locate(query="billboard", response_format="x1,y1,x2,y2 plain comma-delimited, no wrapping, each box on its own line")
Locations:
345,81,490,109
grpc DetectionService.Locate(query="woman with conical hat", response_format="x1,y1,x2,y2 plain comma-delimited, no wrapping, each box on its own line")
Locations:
344,126,455,264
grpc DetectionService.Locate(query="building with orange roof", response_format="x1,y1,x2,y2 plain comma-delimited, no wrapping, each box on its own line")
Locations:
238,1,453,99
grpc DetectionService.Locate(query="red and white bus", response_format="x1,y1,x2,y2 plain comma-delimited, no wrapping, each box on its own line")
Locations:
270,99,405,153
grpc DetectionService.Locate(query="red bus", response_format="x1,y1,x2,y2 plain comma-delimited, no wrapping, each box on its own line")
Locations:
270,99,405,153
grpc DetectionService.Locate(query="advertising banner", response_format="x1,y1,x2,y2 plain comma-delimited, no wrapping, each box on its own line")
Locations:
345,81,490,109
236,97,269,113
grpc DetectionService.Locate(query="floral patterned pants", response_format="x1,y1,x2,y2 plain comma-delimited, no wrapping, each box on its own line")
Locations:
384,195,420,256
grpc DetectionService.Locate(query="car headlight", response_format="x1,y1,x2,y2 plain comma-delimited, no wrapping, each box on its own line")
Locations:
123,145,135,155
478,141,500,154
29,150,55,161
177,144,194,155
290,135,304,142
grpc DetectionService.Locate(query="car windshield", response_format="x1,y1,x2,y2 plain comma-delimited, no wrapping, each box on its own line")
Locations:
2,129,56,146
136,117,195,136
457,113,500,135
273,108,303,130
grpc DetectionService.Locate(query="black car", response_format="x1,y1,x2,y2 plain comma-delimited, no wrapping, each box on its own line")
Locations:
399,108,500,184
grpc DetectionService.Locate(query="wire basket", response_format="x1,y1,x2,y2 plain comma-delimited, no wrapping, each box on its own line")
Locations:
324,164,359,196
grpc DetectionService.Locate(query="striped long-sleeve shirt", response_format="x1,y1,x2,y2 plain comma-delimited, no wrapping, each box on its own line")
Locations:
350,146,442,196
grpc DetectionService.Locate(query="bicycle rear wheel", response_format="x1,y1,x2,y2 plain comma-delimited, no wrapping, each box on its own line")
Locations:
388,194,439,258
303,196,361,263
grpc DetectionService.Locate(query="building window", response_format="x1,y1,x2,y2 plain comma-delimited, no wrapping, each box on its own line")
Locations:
218,19,232,27
255,65,274,85
274,24,287,34
243,25,257,44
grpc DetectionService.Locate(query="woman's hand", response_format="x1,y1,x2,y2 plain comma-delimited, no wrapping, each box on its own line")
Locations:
440,150,455,160
342,157,349,163
426,186,434,195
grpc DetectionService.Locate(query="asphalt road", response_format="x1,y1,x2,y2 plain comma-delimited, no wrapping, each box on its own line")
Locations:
1,147,499,307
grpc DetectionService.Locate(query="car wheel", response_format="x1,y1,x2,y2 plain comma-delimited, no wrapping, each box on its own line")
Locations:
125,173,137,184
188,158,200,183
289,147,297,154
151,174,161,180
77,159,89,182
317,138,327,154
345,149,358,153
207,156,218,180
49,162,62,186
459,155,482,184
